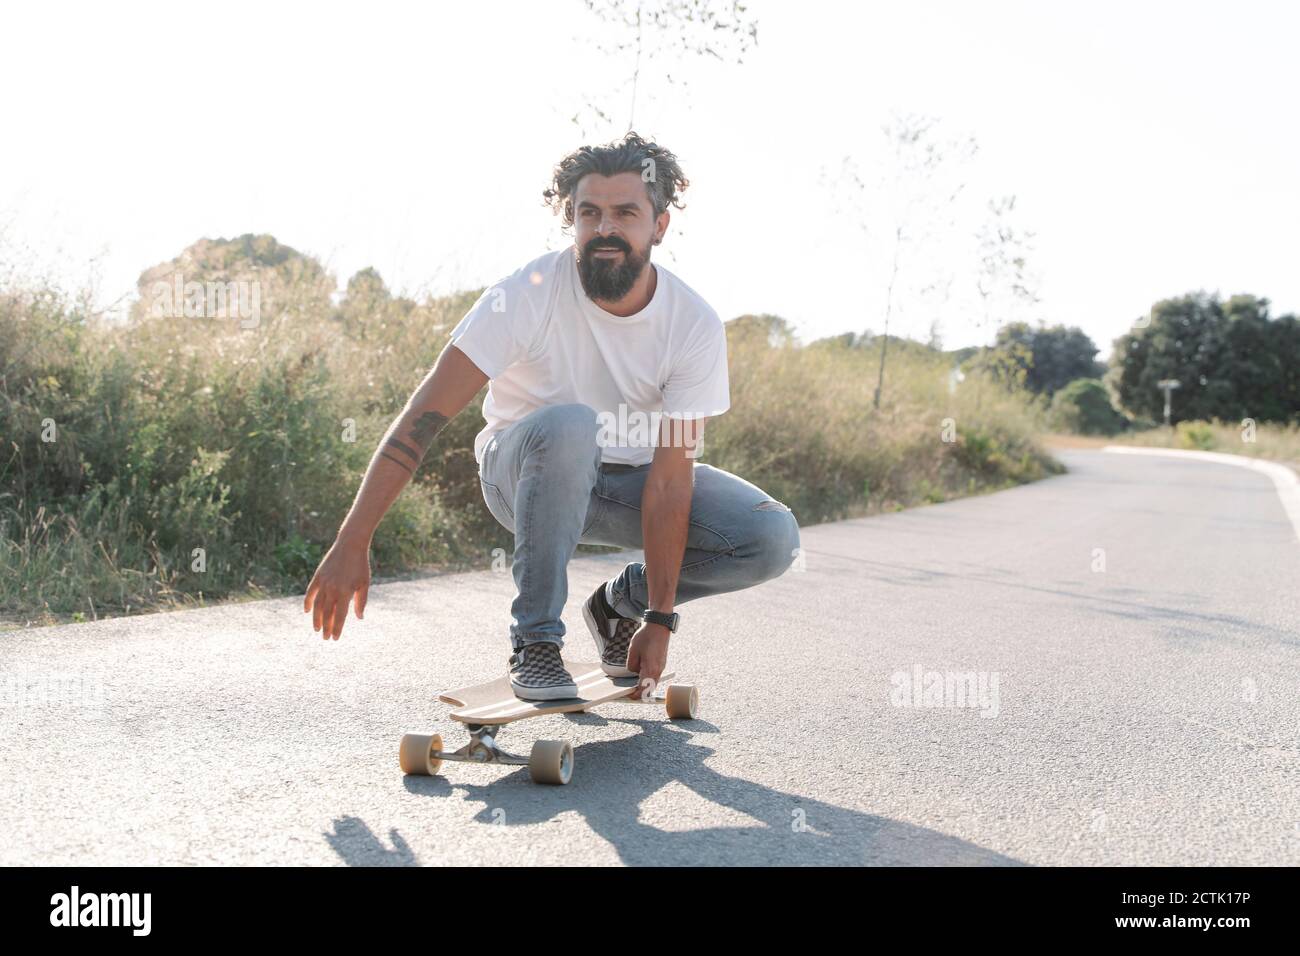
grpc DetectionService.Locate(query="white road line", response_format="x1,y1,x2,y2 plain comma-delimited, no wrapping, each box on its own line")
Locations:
1103,445,1300,544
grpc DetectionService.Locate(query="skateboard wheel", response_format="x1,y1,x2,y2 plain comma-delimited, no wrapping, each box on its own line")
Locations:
664,684,698,720
528,739,574,785
399,732,444,776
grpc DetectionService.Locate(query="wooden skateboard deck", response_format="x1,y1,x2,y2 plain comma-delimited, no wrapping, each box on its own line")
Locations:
402,662,698,783
438,659,675,726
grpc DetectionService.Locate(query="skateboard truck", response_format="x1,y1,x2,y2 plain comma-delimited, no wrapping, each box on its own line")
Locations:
449,724,527,767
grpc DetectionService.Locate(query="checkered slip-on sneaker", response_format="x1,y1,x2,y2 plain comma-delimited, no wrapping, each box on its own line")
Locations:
581,582,639,678
508,642,579,701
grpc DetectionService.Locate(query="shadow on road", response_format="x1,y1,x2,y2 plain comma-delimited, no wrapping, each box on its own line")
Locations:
327,717,1025,866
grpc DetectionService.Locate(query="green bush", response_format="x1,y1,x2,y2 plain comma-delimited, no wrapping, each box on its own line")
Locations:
1176,420,1216,451
1048,378,1127,435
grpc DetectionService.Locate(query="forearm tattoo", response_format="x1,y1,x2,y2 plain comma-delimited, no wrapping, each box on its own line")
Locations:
382,409,449,475
379,451,415,476
409,410,450,450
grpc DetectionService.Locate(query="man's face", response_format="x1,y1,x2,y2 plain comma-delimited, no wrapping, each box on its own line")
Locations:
573,171,665,302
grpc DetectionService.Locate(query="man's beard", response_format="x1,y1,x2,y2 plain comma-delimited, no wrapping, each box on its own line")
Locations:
576,236,650,302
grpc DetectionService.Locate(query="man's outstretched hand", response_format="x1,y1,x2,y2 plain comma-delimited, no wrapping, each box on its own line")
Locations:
303,536,371,640
626,622,671,700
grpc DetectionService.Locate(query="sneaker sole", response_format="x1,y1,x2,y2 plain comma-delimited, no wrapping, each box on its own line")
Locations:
510,679,580,701
582,598,637,679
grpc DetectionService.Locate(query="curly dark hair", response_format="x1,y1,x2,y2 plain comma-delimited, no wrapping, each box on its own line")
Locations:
542,131,689,228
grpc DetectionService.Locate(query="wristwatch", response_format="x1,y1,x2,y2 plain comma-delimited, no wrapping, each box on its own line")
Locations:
641,608,680,633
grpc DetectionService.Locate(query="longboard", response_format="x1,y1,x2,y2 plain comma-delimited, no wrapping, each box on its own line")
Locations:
399,658,699,785
438,660,675,725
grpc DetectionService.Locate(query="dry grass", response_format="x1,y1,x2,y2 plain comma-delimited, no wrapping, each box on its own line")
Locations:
702,330,1062,524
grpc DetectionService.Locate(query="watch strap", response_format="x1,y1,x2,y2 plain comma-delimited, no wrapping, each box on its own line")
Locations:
642,608,679,632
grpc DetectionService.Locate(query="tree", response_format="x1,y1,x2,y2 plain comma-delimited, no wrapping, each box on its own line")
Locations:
1112,293,1220,423
1221,294,1292,421
1272,313,1300,417
575,0,758,134
725,312,798,349
975,195,1037,334
980,321,1103,396
964,322,1103,402
822,113,977,409
333,267,419,343
1110,292,1300,424
968,195,1040,409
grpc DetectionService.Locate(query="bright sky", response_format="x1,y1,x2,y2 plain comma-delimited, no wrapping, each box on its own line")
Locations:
2,0,1295,360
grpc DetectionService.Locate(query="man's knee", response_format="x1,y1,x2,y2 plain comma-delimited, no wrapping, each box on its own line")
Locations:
526,404,601,458
748,509,801,583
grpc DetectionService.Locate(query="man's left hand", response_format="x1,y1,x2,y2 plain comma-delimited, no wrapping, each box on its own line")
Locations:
626,622,671,700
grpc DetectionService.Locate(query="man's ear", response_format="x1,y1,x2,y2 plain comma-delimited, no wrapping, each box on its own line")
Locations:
654,209,670,244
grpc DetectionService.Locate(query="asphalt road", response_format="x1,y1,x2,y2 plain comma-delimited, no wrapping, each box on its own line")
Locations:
3,449,1298,866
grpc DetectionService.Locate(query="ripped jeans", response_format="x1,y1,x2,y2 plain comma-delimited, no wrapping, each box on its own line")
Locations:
477,403,802,650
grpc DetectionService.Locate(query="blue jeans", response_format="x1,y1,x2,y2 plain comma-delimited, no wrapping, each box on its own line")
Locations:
477,403,802,650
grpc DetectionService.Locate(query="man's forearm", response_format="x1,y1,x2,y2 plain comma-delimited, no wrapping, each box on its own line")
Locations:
337,390,451,544
641,475,693,614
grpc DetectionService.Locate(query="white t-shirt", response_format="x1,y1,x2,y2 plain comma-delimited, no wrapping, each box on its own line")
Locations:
449,247,731,466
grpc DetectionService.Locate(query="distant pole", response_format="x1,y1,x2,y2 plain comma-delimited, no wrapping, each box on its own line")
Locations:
1157,379,1181,427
